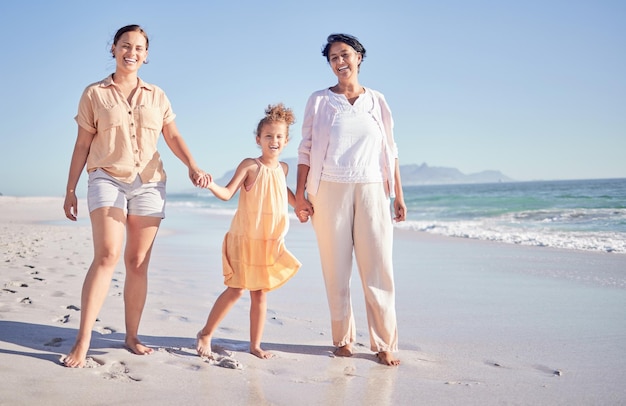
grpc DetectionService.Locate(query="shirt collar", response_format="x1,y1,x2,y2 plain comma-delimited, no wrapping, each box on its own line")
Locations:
100,74,154,91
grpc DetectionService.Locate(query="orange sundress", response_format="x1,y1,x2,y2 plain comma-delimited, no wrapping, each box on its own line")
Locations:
221,159,301,291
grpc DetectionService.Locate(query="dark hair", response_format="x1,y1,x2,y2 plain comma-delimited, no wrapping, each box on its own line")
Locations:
111,25,149,58
321,33,366,62
255,103,296,140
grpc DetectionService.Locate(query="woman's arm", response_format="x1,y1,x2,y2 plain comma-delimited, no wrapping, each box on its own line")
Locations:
294,94,317,222
161,120,209,188
392,158,407,222
63,126,93,221
295,164,313,221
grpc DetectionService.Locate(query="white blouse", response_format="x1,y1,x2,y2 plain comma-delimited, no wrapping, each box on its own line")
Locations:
298,87,398,198
321,90,384,183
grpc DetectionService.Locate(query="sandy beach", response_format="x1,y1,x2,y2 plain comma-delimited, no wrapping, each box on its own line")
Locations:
1,196,625,405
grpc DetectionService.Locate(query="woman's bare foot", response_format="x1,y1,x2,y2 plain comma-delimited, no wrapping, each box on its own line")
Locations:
333,344,353,357
250,346,273,359
376,351,400,366
196,331,213,358
62,339,90,368
125,336,154,355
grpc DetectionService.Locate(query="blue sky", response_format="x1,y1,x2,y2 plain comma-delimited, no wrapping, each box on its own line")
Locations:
1,0,624,197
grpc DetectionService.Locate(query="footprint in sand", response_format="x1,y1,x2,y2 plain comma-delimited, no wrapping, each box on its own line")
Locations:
100,361,142,381
66,304,80,311
199,354,243,370
58,356,104,369
165,344,243,370
533,364,564,377
6,281,28,288
56,314,70,324
445,380,482,386
44,337,64,347
20,297,32,304
96,326,116,335
196,345,243,370
213,356,243,369
269,316,284,325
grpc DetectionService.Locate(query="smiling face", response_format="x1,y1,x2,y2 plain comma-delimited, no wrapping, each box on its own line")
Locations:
256,121,288,159
111,31,148,73
328,41,362,79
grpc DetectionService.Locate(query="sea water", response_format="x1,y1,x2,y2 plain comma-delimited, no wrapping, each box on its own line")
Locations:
167,178,626,254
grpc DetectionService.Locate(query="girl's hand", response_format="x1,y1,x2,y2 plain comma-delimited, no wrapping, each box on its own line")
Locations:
198,173,213,189
295,196,314,223
297,209,311,223
190,168,211,188
195,173,212,189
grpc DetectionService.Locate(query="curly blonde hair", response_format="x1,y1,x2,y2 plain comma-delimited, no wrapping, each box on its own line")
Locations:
255,103,296,139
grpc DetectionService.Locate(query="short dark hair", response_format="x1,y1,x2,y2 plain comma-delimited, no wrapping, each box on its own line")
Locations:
321,33,366,62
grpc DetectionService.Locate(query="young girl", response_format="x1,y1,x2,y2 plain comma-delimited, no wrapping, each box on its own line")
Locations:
196,103,301,359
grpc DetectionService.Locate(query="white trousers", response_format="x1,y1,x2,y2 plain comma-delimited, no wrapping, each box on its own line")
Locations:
309,181,398,352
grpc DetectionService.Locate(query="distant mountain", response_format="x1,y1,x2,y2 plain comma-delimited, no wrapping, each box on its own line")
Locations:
399,163,514,185
215,158,514,189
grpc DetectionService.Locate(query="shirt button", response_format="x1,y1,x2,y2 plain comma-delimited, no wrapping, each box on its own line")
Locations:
131,122,134,126
128,111,132,114
135,163,140,167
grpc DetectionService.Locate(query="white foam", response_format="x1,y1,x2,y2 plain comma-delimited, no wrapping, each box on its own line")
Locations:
396,220,626,254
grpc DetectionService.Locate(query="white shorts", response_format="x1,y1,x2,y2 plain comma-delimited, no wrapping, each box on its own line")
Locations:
87,169,166,218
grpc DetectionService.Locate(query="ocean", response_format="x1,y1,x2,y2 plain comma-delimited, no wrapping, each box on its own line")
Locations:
167,178,626,254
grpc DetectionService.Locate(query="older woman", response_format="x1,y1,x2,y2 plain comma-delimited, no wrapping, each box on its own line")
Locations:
295,33,406,366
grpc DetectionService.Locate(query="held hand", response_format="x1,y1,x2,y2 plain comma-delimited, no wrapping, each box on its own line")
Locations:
295,195,314,223
196,173,213,189
63,193,78,221
297,209,312,223
189,168,211,188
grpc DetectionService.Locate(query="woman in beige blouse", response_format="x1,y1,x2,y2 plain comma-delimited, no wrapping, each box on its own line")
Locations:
62,24,209,367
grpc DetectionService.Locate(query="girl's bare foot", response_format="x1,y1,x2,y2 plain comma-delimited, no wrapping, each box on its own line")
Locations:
196,331,213,358
333,344,353,357
125,337,154,355
250,347,273,359
376,351,400,366
62,340,90,368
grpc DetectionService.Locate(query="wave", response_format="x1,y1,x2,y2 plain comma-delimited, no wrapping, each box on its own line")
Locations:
397,219,626,254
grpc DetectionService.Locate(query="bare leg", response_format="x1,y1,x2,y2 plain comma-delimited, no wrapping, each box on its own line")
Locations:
249,290,272,359
123,214,161,355
63,207,126,368
376,351,400,366
197,287,244,357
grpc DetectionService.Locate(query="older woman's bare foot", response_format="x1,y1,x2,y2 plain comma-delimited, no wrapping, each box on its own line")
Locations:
196,331,213,358
376,351,400,366
333,344,353,357
62,340,89,368
250,347,273,359
125,337,154,355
